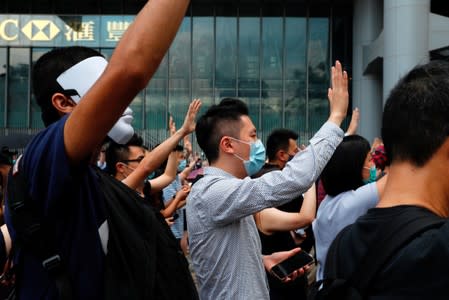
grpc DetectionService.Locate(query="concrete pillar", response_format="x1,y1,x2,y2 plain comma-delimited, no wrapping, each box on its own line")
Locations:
352,0,383,142
383,0,430,103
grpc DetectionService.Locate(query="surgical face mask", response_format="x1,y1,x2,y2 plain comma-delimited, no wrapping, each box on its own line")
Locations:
231,138,266,176
97,160,107,170
363,165,377,184
56,56,135,144
177,160,187,173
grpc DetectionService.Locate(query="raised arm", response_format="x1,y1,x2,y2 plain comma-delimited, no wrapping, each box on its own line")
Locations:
64,0,191,163
122,99,201,190
146,151,178,192
254,183,316,235
161,185,190,218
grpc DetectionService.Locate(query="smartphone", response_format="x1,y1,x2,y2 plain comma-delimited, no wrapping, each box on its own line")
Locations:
172,213,179,221
270,250,314,281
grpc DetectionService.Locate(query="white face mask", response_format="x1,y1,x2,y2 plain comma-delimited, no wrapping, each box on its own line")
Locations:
56,56,134,144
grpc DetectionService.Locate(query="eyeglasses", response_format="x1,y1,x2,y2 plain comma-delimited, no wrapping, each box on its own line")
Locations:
121,155,145,164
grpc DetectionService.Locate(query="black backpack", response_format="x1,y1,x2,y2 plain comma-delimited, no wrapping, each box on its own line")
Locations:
308,210,446,300
7,162,199,300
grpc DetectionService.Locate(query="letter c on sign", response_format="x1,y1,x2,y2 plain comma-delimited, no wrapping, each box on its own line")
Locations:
0,19,19,41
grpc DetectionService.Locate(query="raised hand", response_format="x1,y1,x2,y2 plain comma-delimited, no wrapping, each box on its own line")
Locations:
328,60,349,126
180,99,202,136
169,115,176,136
184,135,192,157
346,107,360,136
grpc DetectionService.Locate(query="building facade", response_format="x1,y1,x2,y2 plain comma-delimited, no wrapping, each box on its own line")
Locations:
0,0,448,150
0,0,353,149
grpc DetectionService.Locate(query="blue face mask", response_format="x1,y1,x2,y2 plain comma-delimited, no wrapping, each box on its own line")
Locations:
232,138,266,176
177,160,187,173
363,165,377,184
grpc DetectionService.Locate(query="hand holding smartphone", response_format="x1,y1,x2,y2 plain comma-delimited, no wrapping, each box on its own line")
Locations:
270,250,314,281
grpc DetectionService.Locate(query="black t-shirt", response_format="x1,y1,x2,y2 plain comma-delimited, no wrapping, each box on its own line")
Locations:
326,205,449,299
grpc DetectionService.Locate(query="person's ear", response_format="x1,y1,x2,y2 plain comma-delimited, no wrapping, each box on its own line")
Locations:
51,93,76,114
277,149,288,162
115,162,127,174
115,162,129,178
220,136,235,155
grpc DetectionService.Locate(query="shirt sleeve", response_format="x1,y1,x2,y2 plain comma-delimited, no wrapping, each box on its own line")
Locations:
202,121,344,225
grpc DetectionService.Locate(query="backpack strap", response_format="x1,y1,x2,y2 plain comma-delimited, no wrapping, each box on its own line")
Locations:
6,159,73,300
326,208,445,297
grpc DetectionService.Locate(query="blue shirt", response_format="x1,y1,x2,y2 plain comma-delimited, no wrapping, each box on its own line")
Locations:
5,115,107,300
163,175,184,239
187,121,343,299
312,182,379,281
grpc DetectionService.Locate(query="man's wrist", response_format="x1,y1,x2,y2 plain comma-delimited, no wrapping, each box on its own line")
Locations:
328,113,345,127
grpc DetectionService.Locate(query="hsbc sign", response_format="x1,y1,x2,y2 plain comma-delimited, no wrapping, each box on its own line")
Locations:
0,15,135,47
0,17,61,42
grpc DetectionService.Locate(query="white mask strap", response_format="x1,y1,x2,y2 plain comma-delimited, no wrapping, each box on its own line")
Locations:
56,56,108,103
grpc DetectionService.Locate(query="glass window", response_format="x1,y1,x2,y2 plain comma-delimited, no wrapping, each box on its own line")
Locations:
0,48,6,127
216,16,237,101
129,91,144,130
30,47,50,129
261,16,283,140
168,18,191,130
192,16,213,106
146,54,168,144
0,3,349,143
284,16,307,142
238,14,260,128
8,48,29,128
308,14,330,138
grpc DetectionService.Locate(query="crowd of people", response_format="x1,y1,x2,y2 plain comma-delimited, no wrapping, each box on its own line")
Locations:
0,0,449,299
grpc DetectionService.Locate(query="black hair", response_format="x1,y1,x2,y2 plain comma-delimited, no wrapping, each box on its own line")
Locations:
266,128,299,161
320,135,370,196
32,46,104,127
105,133,143,176
382,60,449,167
174,144,184,152
195,98,249,163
